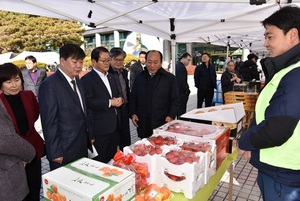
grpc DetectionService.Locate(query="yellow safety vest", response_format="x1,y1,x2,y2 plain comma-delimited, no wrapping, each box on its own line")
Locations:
256,61,300,170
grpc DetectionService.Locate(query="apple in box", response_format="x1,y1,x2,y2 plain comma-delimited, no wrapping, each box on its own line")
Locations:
123,141,160,172
165,149,199,165
180,141,212,153
147,135,178,146
158,148,206,181
130,143,162,156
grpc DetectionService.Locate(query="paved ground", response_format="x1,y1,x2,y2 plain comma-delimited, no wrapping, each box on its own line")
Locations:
39,75,262,200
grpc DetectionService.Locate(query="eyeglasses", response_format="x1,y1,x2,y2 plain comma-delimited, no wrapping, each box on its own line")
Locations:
98,60,110,64
112,58,124,63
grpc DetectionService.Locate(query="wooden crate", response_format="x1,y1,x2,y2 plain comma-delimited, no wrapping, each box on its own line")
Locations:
224,92,258,111
224,91,258,129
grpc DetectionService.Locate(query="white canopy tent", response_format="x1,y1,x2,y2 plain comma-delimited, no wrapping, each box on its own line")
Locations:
1,0,299,69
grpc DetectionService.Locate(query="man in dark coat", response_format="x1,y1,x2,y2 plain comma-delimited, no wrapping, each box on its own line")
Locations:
129,51,146,89
108,47,131,151
22,55,47,99
176,52,191,117
130,50,180,139
239,53,259,81
39,44,90,170
81,46,123,163
194,53,217,108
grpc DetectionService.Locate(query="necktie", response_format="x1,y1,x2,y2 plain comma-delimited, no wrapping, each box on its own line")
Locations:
71,80,77,93
71,80,80,101
71,80,84,111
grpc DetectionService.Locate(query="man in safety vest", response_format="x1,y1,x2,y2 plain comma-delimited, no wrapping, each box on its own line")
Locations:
238,6,300,201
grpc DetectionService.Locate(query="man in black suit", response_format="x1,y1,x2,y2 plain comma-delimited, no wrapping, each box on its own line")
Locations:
130,50,180,138
129,51,146,89
22,55,47,99
81,47,123,163
109,47,131,151
176,52,191,117
38,44,90,170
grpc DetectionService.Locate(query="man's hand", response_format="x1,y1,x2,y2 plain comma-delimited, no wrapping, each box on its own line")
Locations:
53,157,63,164
111,97,123,107
131,114,139,127
165,116,173,123
238,148,251,161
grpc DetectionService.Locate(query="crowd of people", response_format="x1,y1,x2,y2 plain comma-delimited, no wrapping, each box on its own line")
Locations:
1,5,300,201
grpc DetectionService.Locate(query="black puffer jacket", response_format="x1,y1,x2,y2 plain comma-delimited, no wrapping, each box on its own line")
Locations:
239,60,259,81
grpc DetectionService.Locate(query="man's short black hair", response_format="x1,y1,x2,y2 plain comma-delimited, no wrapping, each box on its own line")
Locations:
180,52,191,60
247,53,258,60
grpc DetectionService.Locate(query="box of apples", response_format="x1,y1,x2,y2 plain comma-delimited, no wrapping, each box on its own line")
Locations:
179,140,217,183
147,147,208,199
123,135,219,199
123,135,180,172
153,120,230,157
154,169,206,199
157,148,206,181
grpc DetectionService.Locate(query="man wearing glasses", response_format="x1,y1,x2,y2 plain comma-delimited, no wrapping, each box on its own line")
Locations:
108,47,131,151
81,46,123,163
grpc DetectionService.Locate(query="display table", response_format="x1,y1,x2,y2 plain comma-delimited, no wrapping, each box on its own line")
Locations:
171,150,238,201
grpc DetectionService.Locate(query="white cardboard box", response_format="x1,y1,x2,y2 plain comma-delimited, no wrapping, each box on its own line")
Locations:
180,102,245,134
180,102,245,124
42,157,135,201
151,171,206,199
153,120,228,142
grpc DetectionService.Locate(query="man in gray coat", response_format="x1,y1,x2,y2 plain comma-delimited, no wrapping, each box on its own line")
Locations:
22,55,47,99
0,100,35,201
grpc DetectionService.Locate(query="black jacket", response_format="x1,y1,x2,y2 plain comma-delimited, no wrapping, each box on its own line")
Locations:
130,61,144,89
129,68,179,138
194,62,217,90
221,69,242,93
239,60,259,81
175,61,190,94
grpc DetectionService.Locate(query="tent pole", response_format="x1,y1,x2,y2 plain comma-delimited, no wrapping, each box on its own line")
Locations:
171,39,176,75
170,18,176,75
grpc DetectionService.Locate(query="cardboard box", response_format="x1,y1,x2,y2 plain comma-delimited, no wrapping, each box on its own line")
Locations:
229,137,238,154
123,140,160,172
42,158,135,201
153,120,228,140
124,138,215,180
156,148,206,181
151,171,206,199
153,120,230,156
217,150,228,169
180,103,245,137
